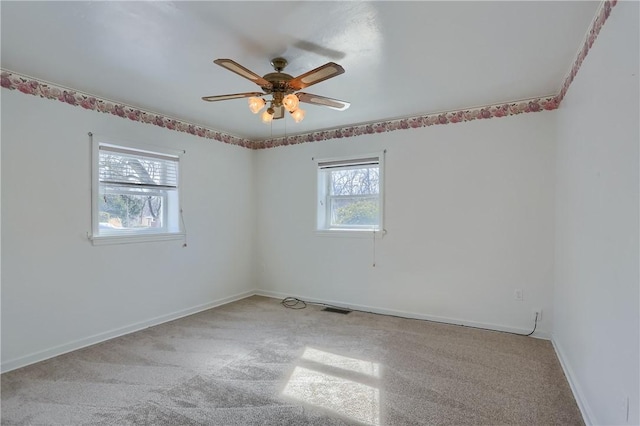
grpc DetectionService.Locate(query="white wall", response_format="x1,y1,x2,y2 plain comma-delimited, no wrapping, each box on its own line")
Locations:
255,111,556,337
554,2,639,425
3,7,636,424
1,90,256,371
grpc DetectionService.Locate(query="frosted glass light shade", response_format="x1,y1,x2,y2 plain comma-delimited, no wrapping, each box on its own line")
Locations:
261,109,274,123
248,97,266,114
291,108,305,123
282,94,299,112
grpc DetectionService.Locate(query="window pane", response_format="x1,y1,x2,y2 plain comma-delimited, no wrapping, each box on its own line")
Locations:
330,167,379,196
99,192,165,231
93,141,182,242
317,154,383,233
330,196,379,227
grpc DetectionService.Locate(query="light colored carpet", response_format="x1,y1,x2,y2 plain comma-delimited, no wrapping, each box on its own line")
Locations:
1,296,583,425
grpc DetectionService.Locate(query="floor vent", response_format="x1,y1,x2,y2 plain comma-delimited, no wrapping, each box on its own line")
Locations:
322,307,352,314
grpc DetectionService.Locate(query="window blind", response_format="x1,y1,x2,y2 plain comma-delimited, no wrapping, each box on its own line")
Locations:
99,145,178,189
317,156,379,170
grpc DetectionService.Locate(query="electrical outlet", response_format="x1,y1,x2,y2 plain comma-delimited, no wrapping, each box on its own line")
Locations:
533,309,542,322
514,289,523,301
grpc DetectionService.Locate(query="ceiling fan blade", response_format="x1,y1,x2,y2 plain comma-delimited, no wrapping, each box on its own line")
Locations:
288,62,345,90
213,59,272,89
296,92,350,111
202,92,264,102
273,105,285,119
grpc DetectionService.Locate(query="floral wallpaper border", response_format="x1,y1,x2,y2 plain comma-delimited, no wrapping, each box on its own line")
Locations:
0,0,616,150
253,96,559,149
0,71,252,149
0,69,559,150
557,0,616,104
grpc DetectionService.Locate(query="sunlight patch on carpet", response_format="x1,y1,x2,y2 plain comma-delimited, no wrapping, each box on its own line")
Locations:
301,347,380,378
282,347,380,425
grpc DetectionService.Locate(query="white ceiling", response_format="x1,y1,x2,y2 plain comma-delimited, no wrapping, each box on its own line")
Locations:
1,1,599,141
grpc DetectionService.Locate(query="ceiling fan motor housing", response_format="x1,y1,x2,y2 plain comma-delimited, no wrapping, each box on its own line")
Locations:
262,58,296,106
262,73,294,94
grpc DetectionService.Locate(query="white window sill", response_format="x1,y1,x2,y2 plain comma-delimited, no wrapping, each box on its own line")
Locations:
315,229,386,239
89,232,185,246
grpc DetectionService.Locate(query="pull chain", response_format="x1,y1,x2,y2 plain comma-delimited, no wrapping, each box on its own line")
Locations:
372,229,376,267
180,208,188,248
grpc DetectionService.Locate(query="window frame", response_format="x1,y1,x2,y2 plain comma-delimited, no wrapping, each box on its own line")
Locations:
90,136,185,246
315,152,385,238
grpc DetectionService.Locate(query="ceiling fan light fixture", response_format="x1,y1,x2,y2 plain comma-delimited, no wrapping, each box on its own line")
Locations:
204,58,348,127
291,108,305,123
248,97,265,114
261,107,275,124
282,94,299,113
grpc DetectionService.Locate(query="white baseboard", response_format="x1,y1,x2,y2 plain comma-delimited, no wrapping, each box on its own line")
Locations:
551,336,595,425
2,289,549,374
1,290,256,374
255,290,550,339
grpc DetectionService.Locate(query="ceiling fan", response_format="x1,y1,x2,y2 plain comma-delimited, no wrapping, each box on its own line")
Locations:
202,57,350,124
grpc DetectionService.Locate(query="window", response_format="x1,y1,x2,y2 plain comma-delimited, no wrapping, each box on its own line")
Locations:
317,153,384,234
91,138,183,244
